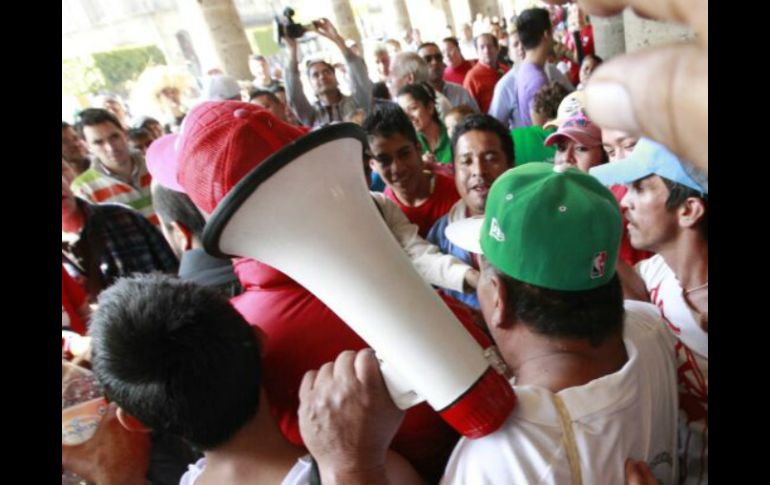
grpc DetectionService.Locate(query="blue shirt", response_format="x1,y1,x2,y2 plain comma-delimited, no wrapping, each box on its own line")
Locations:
488,64,524,130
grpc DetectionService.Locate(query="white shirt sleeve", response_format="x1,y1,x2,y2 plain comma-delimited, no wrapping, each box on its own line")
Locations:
372,193,471,292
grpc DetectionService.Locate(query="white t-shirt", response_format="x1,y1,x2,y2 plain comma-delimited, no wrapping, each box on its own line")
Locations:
441,301,679,485
179,455,313,485
636,255,708,485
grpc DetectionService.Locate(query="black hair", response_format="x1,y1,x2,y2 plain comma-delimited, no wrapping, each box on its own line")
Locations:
75,108,123,136
151,183,206,240
372,81,391,100
248,88,281,105
138,117,161,129
474,33,499,49
89,274,262,450
396,83,440,123
450,114,515,167
581,54,604,66
442,37,460,49
661,178,708,240
62,121,71,130
362,102,419,146
127,127,151,141
497,271,624,347
515,8,552,50
532,81,570,120
417,42,440,52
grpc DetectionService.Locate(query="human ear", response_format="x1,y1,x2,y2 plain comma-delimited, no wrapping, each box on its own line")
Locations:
116,408,152,433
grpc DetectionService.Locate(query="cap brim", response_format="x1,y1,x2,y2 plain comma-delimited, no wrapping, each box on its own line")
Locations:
544,129,600,148
445,216,484,254
542,118,562,130
146,134,185,193
588,156,654,187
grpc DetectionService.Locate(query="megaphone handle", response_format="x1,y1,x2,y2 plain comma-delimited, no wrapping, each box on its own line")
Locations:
377,357,426,410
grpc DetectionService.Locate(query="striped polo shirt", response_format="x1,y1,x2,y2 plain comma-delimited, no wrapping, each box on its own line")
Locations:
71,151,159,226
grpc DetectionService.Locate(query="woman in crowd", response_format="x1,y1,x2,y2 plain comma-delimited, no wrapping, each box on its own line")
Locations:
397,83,453,166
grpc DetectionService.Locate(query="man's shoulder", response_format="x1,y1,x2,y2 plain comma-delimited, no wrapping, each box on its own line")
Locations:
443,82,467,95
634,254,671,288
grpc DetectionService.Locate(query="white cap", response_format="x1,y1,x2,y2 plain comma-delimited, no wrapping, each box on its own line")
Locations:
202,74,242,101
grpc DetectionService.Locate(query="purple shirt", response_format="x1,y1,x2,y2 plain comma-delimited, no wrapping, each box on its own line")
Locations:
516,61,548,127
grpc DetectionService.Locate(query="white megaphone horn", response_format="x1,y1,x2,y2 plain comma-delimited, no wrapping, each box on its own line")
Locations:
202,123,515,438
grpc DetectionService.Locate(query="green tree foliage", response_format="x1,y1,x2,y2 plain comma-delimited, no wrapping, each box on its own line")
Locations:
62,45,167,98
62,56,106,97
92,45,167,94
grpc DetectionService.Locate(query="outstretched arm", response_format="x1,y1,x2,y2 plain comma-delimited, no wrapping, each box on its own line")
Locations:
283,35,316,126
315,18,373,113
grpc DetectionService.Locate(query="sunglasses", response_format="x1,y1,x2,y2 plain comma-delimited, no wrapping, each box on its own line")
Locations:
421,54,443,63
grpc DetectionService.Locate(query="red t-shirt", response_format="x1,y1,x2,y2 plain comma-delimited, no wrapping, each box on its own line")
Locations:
611,185,654,266
62,265,87,335
463,62,510,113
384,173,460,237
231,259,495,482
443,60,475,86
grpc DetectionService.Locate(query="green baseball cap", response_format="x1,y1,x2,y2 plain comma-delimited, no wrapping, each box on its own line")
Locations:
446,162,622,291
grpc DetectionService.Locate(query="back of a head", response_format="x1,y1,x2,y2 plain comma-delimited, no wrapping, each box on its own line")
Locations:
450,114,515,167
151,183,206,240
533,82,571,121
202,74,242,101
89,274,261,450
248,88,281,105
391,51,430,84
479,164,624,346
362,102,419,145
515,8,551,50
76,108,123,136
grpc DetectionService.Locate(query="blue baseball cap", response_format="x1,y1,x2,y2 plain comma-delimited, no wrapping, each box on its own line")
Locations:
589,138,707,195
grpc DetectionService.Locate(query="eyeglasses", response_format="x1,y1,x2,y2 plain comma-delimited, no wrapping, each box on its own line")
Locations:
421,54,443,64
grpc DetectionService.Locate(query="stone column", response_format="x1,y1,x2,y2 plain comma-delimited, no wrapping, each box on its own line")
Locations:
175,0,252,79
468,0,500,19
592,13,625,60
329,0,362,45
382,0,412,39
449,0,473,32
439,0,457,35
623,8,695,53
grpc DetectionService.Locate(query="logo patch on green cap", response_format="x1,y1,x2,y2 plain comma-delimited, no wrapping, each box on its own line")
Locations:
478,163,622,291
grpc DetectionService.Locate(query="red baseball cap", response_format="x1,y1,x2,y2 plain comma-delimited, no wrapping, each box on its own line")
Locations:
174,101,308,214
544,114,602,148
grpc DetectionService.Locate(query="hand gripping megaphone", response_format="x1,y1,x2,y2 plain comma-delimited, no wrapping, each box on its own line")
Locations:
202,123,515,438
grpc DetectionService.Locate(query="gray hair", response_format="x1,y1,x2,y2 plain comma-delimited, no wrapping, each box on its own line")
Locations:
390,52,429,83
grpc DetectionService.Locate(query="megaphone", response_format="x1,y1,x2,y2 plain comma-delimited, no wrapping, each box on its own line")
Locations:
203,123,515,438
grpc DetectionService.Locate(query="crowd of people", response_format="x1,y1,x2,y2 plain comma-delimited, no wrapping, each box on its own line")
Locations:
62,1,708,483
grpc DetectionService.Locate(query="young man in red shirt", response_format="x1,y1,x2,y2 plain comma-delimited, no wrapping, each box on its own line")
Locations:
364,104,460,237
463,33,509,113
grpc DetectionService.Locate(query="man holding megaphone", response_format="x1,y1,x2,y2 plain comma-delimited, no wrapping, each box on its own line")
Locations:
299,164,681,484
153,100,511,482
